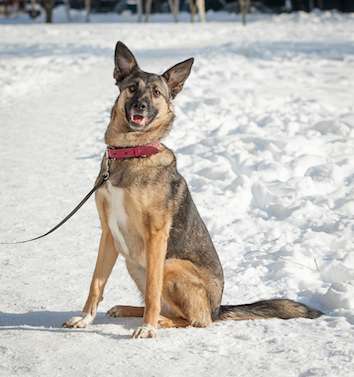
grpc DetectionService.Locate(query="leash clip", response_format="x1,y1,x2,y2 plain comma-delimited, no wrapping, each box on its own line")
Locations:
103,149,111,181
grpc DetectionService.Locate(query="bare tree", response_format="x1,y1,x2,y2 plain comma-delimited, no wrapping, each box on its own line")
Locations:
31,0,37,17
14,0,21,16
3,0,9,16
239,0,250,26
136,0,143,22
145,0,152,22
168,0,179,22
188,0,205,23
188,0,196,22
139,0,204,24
197,0,205,22
43,0,53,23
85,0,91,22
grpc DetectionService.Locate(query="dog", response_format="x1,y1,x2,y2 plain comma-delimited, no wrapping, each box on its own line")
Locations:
63,42,322,338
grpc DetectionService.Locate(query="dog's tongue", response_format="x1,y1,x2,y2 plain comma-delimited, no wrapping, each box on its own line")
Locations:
131,114,145,126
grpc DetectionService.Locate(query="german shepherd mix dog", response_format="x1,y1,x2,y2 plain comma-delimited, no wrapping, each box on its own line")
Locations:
63,42,322,338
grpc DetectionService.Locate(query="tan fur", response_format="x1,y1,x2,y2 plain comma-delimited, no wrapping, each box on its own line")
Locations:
158,316,190,329
107,305,144,318
96,156,176,331
83,198,118,315
106,306,189,328
162,259,213,327
107,259,213,328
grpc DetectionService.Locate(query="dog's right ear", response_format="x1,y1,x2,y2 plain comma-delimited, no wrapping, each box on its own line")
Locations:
113,41,139,84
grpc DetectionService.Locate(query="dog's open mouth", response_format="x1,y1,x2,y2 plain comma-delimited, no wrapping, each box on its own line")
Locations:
130,114,147,127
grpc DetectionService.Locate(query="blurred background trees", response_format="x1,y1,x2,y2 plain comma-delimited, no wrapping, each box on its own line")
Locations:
1,0,353,23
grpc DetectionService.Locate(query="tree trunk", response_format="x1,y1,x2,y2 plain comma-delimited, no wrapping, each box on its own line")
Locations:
30,0,37,18
168,0,180,22
4,0,10,16
197,0,205,22
43,0,53,23
85,0,91,22
240,0,250,26
144,0,152,22
136,0,143,22
188,0,196,23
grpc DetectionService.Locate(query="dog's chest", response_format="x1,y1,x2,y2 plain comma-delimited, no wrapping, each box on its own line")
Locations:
104,182,145,266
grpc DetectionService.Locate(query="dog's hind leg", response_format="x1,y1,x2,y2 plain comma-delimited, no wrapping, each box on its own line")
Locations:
64,195,119,328
107,305,144,318
106,307,189,329
106,307,189,328
162,258,214,328
158,315,190,328
107,259,216,331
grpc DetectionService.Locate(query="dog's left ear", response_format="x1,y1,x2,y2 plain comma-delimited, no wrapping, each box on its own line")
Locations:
114,41,139,84
162,58,194,99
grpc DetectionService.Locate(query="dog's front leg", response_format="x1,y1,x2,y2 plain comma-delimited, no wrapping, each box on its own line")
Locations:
132,221,170,338
63,230,118,328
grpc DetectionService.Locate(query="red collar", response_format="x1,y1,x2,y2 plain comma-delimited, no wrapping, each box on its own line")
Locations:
106,142,161,160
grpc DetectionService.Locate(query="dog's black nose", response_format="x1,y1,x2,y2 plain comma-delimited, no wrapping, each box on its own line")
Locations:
133,102,147,111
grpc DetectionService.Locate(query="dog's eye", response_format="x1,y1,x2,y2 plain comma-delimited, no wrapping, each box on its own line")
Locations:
128,85,137,93
153,88,161,98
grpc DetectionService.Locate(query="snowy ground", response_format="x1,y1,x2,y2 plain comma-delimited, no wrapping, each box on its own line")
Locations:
1,10,354,377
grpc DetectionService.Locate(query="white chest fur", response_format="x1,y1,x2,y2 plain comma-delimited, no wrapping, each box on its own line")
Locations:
105,182,130,257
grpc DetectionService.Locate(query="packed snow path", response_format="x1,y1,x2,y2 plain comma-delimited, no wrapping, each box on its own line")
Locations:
1,11,354,377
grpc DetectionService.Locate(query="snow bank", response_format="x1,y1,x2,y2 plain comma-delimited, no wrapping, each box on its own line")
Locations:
1,10,354,377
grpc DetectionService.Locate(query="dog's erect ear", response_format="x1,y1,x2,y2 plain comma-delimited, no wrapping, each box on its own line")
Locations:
113,41,139,84
162,58,194,99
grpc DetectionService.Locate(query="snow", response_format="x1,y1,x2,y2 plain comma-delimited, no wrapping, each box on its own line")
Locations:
1,9,354,377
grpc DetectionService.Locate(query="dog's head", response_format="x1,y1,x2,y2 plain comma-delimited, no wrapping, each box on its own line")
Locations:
112,41,193,134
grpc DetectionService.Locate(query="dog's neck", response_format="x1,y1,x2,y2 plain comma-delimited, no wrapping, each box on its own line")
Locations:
104,108,174,148
105,125,168,147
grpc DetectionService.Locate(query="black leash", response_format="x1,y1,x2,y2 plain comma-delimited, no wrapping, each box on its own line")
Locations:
1,172,109,245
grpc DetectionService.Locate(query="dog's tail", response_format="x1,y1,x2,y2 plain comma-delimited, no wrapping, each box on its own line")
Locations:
218,299,322,321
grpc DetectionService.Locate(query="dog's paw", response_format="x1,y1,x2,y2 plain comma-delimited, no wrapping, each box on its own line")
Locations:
131,324,157,339
63,313,93,328
106,305,124,317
